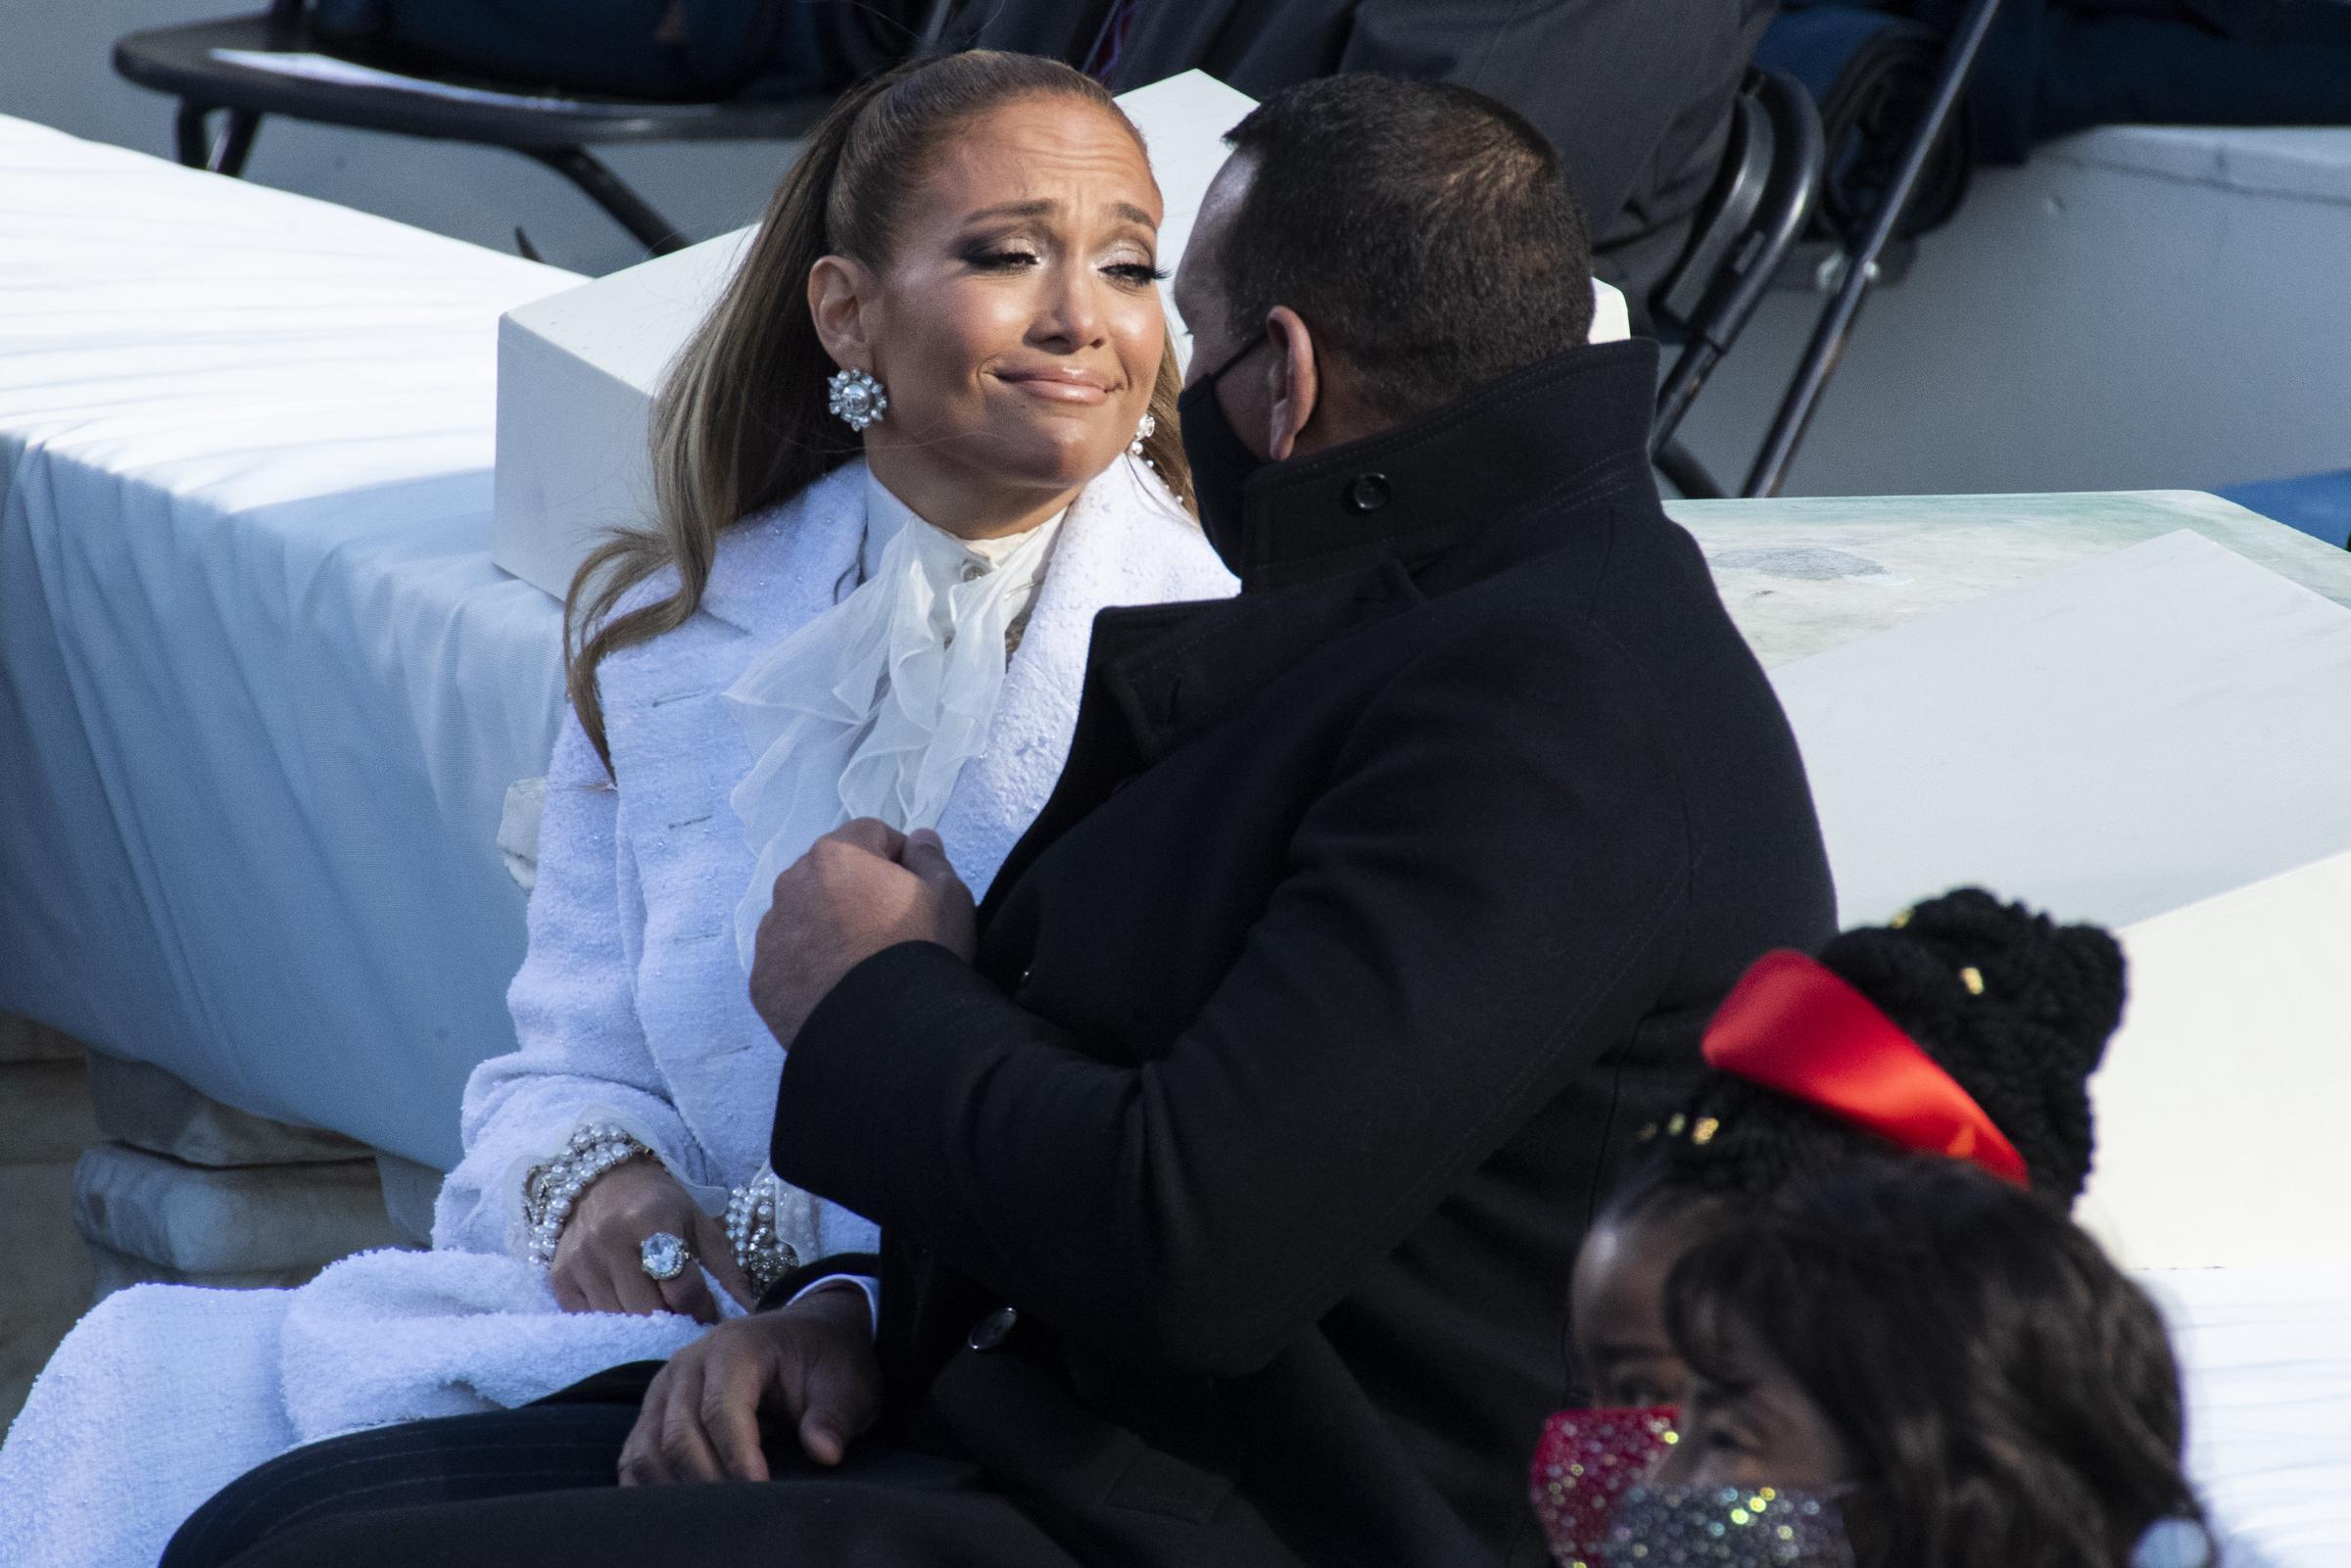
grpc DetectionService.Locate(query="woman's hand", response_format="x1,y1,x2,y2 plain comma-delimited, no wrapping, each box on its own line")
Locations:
618,1282,882,1484
549,1157,753,1321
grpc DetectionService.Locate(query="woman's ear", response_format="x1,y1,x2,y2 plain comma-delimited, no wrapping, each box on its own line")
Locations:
808,256,878,373
1263,305,1319,463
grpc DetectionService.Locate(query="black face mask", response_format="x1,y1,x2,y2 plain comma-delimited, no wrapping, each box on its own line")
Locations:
1176,337,1270,578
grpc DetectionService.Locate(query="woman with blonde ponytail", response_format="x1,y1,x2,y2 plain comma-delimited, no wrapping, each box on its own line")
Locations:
1,53,1231,1568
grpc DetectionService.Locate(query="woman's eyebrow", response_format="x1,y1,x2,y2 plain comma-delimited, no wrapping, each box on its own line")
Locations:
958,199,1157,232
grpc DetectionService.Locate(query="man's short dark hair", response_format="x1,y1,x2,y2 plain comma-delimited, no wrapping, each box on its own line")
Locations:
1220,74,1595,423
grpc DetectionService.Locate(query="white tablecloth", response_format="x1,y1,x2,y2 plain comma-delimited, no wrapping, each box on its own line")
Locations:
0,114,579,1168
2143,1267,2351,1565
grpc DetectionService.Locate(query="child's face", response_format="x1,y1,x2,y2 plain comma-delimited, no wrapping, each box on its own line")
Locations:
1650,1311,1855,1493
1569,1206,1713,1408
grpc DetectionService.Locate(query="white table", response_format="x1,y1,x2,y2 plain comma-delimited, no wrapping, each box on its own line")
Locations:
0,114,579,1169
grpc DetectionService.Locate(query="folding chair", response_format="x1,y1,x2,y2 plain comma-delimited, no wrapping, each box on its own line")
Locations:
114,0,955,256
1650,68,1827,500
1744,0,2008,496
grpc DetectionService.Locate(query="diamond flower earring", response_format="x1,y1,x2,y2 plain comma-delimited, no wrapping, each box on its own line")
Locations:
1129,411,1157,458
828,367,888,432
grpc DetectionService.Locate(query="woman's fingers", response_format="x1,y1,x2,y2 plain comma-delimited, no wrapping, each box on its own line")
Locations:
614,1249,677,1316
576,1261,625,1316
692,1212,758,1310
549,1264,589,1315
656,1263,721,1325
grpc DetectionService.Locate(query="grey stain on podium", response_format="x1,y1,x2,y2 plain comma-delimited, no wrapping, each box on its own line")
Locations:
1705,546,1896,581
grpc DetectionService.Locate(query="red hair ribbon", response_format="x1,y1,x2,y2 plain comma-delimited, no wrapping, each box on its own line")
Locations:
1702,949,2030,1188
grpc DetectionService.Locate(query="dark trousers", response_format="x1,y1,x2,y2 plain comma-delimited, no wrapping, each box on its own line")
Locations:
162,1402,1079,1568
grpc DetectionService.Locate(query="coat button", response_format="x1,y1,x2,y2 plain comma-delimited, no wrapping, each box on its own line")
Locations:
1346,473,1391,514
968,1306,1019,1352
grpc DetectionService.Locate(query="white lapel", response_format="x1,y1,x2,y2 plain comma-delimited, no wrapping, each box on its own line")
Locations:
598,462,871,1185
600,455,1232,1189
933,454,1237,897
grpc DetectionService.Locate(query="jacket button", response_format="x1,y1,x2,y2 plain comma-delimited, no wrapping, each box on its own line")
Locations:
1346,473,1391,514
968,1306,1019,1352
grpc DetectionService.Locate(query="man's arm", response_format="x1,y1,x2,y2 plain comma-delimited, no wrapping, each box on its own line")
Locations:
775,623,1691,1376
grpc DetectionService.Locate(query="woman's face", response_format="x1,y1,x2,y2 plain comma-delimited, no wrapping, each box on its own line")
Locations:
1650,1312,1856,1494
1574,1204,1854,1491
812,94,1168,535
1570,1206,1714,1409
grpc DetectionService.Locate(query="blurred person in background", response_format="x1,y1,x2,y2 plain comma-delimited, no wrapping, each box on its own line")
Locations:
952,0,1775,307
1640,1157,2210,1568
1571,887,2125,1413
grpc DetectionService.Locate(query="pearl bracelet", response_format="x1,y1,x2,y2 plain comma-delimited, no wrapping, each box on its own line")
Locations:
521,1122,652,1268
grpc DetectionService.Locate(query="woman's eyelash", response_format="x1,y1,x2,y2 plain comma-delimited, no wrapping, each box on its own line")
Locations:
969,250,1163,284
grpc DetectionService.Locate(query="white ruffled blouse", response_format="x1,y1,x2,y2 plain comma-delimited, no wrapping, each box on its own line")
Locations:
725,469,1066,971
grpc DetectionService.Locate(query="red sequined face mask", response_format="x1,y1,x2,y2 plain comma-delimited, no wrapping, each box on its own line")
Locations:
1529,1408,1854,1568
1529,1405,1680,1567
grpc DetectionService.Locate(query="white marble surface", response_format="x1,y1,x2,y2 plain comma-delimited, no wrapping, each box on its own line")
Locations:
1669,489,2351,668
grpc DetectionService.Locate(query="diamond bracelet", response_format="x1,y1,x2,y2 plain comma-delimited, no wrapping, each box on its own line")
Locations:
723,1166,802,1297
521,1122,652,1268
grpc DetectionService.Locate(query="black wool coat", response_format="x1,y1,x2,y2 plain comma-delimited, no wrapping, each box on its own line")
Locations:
773,339,1836,1568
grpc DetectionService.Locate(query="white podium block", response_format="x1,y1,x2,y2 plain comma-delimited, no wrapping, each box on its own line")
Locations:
2086,849,2351,1270
492,228,757,601
493,70,1628,598
1762,528,2351,1268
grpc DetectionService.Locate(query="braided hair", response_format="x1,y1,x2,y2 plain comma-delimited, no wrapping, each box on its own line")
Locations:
1616,888,2124,1220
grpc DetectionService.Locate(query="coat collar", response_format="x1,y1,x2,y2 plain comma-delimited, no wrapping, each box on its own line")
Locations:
1080,341,1661,766
696,460,868,641
1220,338,1659,594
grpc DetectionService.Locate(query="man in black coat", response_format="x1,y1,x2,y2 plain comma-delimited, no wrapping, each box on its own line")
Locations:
951,0,1775,307
174,77,1832,1568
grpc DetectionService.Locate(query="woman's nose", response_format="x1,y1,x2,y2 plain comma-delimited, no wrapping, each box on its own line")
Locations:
1032,266,1109,351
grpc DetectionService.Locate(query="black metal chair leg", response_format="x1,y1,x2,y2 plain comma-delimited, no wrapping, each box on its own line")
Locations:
174,102,264,175
525,146,688,255
172,102,255,174
1656,438,1728,501
1744,0,2007,498
214,109,263,175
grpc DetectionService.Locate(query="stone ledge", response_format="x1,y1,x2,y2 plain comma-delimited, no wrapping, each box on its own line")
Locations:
72,1142,411,1277
82,1240,317,1297
84,1051,371,1168
0,1015,84,1065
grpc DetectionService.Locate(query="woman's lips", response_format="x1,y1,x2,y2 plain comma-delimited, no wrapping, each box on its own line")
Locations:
995,367,1115,405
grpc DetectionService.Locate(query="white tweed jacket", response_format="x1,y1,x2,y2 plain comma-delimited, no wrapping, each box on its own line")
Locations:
433,455,1236,1259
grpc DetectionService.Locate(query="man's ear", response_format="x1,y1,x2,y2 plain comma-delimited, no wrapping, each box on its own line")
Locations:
1262,306,1319,463
808,256,877,374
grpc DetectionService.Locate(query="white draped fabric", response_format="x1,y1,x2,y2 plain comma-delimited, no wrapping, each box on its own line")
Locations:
728,473,1065,970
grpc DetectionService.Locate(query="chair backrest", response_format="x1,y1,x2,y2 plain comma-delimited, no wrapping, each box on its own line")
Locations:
1651,69,1825,448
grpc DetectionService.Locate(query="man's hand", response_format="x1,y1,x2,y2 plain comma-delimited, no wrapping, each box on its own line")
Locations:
750,821,977,1049
617,1282,881,1485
